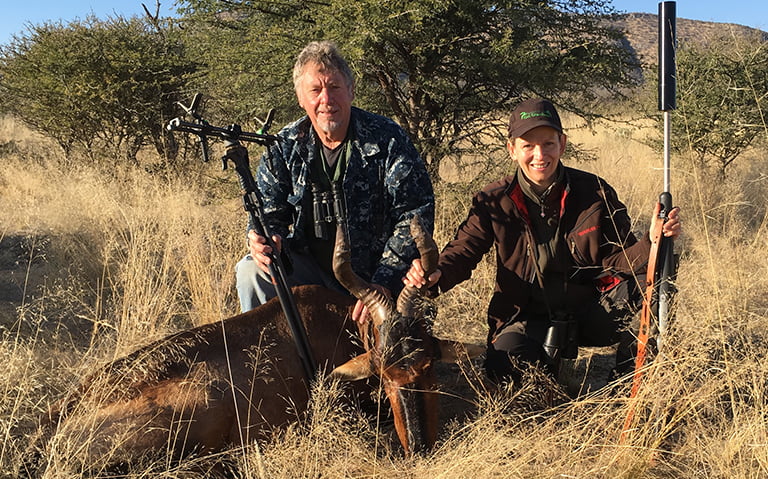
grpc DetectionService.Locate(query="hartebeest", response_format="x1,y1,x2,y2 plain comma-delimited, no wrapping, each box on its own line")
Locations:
22,216,480,476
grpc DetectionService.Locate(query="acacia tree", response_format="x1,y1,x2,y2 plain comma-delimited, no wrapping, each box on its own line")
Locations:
174,0,316,128
178,0,638,182
0,15,197,164
668,33,768,178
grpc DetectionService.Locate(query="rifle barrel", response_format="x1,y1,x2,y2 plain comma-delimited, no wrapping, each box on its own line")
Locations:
658,1,676,112
657,1,677,350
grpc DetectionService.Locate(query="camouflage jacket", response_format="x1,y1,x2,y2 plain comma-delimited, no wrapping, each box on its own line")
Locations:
253,107,435,294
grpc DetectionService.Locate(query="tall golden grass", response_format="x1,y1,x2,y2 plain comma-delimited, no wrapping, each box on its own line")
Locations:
1,104,768,477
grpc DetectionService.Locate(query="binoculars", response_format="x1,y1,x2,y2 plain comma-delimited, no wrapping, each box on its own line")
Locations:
311,183,345,240
543,313,578,364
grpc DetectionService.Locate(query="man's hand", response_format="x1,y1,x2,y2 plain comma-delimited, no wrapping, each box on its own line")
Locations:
352,284,391,325
247,229,283,275
652,203,682,239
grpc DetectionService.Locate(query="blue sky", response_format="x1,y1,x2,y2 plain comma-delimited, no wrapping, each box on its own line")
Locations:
1,1,766,47
610,0,767,31
1,1,177,45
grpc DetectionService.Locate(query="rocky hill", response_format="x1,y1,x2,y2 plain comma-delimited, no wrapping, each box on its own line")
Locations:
614,12,767,65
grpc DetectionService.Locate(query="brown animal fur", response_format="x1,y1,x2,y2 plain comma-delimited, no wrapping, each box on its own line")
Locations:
24,285,361,476
23,216,481,476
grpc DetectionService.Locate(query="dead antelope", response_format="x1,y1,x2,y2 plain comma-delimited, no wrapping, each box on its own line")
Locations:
22,216,479,476
331,216,484,453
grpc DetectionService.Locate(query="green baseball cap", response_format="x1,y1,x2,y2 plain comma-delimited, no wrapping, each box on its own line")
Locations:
508,98,562,138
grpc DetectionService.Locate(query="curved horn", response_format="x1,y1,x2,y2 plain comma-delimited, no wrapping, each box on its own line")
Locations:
396,215,438,317
333,223,393,324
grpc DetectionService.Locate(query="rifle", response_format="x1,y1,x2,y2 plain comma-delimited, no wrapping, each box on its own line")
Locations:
167,94,318,385
620,1,677,442
656,0,677,351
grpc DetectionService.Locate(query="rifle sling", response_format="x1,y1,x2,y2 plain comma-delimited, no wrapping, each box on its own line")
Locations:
620,214,665,440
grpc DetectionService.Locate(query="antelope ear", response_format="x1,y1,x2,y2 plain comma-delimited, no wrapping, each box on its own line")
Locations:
331,353,375,381
438,340,485,363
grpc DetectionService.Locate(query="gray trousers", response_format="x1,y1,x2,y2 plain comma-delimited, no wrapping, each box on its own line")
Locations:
234,248,346,312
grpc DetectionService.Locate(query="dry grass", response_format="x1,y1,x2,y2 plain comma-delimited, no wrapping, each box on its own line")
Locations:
1,105,768,478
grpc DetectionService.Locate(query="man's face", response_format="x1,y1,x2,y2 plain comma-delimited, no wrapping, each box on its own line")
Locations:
295,61,354,142
507,126,567,190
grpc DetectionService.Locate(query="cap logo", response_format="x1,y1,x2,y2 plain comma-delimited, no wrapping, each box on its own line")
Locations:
520,110,552,120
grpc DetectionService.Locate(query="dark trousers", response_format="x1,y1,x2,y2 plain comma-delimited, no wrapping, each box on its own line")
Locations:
485,276,643,384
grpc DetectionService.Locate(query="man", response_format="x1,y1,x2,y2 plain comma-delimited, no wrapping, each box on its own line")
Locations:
234,41,434,322
404,98,680,384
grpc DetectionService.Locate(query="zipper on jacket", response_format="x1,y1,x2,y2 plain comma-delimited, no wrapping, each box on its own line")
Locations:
569,237,589,266
525,238,537,284
567,203,602,266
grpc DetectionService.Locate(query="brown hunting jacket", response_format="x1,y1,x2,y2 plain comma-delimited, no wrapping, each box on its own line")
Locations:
436,166,652,333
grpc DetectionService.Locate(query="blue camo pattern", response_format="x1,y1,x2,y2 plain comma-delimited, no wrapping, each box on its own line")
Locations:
253,107,435,294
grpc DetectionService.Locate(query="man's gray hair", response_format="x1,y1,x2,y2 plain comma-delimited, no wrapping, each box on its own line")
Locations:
293,41,354,91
